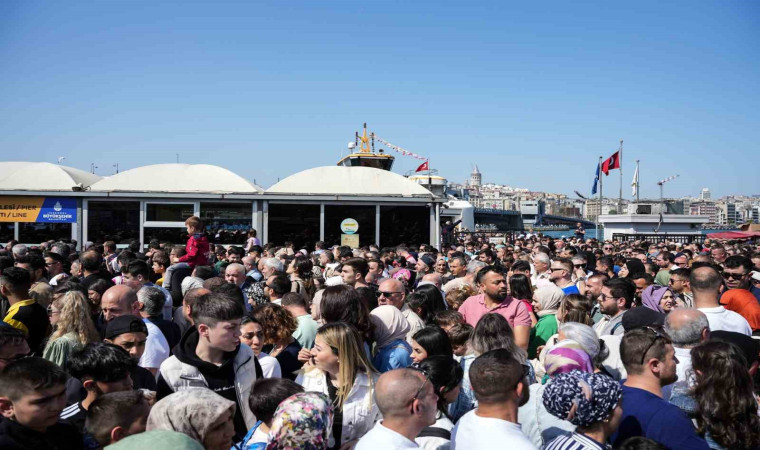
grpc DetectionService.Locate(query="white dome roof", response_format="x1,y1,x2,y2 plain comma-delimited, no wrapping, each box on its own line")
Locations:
0,162,102,191
267,166,434,197
90,164,262,194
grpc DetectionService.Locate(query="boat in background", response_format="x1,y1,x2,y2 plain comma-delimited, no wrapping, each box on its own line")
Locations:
337,123,395,170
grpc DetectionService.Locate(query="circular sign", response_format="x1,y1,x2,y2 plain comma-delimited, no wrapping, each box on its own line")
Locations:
340,218,359,234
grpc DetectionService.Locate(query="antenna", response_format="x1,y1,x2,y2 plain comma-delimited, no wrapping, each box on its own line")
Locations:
90,163,98,174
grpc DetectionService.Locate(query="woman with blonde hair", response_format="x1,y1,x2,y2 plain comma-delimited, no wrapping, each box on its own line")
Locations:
43,290,100,367
296,322,380,450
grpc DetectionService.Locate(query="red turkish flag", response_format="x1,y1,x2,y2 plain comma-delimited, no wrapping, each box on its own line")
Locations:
415,160,429,172
601,151,621,175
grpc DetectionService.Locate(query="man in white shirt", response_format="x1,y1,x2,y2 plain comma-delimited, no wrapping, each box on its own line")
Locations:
355,368,438,449
452,349,536,449
692,265,751,335
662,308,710,399
378,278,425,342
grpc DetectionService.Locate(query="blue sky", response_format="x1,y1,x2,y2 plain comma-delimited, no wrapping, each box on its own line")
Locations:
1,1,758,199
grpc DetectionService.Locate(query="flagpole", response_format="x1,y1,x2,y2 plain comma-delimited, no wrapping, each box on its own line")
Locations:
618,139,623,215
635,160,640,203
598,156,603,240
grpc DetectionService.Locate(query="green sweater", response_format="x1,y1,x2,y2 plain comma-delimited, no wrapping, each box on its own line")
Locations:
528,314,558,359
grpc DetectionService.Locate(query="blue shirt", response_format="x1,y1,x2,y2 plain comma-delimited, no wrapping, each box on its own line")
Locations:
372,339,412,373
612,385,709,450
561,285,581,295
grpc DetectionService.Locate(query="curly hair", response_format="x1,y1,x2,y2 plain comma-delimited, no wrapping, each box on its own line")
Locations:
251,303,298,345
691,341,760,449
49,291,100,346
445,284,477,310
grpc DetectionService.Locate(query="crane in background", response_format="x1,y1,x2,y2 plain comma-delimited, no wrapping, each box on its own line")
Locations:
657,174,680,202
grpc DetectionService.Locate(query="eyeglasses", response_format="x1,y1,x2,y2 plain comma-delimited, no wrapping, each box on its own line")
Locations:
722,272,746,280
409,365,431,402
574,264,585,268
640,326,665,365
376,291,403,298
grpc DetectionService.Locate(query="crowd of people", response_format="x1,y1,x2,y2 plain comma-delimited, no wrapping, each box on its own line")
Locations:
2,214,760,449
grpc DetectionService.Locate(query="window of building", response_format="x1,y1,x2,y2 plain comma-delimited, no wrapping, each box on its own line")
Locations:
87,201,140,244
0,223,15,243
324,205,376,248
143,228,190,246
200,202,251,245
380,205,430,247
18,223,72,243
146,203,194,222
268,204,320,250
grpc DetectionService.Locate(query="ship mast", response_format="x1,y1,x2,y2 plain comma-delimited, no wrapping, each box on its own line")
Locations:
360,122,371,153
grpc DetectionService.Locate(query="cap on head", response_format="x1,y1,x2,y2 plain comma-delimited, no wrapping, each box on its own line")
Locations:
105,315,148,340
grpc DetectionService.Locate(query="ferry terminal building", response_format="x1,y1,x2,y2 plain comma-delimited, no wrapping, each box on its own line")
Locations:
0,162,443,250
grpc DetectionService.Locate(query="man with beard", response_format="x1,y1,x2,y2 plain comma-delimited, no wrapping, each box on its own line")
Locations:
593,278,633,337
612,328,709,449
458,267,531,351
451,349,534,449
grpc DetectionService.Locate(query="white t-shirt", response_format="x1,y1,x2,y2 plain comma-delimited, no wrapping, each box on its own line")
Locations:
139,319,170,371
257,352,282,378
415,413,454,450
355,421,419,449
698,306,752,336
451,410,536,449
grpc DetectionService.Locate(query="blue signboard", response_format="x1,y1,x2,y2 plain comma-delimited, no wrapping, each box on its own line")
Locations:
38,197,77,223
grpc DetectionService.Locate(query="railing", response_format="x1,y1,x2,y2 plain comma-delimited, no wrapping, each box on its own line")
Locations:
612,233,706,244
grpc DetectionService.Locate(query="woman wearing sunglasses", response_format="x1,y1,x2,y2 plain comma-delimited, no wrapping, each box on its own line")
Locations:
296,322,380,450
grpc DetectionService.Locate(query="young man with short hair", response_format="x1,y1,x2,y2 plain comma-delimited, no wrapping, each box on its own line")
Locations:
265,273,291,306
85,390,151,448
281,292,318,349
157,292,260,443
104,315,158,391
61,342,136,433
451,349,534,449
14,254,53,309
612,327,709,449
0,357,82,449
1,267,50,354
242,378,303,449
341,257,370,288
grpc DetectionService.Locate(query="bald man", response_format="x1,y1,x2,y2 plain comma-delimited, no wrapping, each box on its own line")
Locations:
691,266,751,335
663,308,710,398
101,285,169,375
355,368,438,449
378,278,424,342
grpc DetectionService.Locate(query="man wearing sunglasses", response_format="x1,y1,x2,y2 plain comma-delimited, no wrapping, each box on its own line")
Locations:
692,265,751,336
718,256,760,332
613,327,709,450
355,368,437,449
593,278,634,337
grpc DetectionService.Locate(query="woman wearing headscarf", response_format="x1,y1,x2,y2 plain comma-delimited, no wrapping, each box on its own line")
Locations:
146,388,236,450
542,371,623,450
519,340,595,448
265,392,333,450
641,285,676,314
528,285,565,358
369,305,413,372
618,259,646,279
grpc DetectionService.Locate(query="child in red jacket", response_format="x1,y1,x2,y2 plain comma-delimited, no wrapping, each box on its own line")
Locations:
163,216,210,291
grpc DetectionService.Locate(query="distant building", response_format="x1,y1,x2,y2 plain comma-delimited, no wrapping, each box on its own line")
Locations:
469,165,482,188
690,200,718,223
699,188,711,201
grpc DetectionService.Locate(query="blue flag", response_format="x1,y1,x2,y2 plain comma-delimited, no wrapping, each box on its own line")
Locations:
591,162,600,195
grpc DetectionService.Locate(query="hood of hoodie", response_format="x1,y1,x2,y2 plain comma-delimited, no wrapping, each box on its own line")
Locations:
174,326,238,374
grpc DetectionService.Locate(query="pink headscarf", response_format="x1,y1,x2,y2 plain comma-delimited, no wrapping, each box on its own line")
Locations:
641,285,672,313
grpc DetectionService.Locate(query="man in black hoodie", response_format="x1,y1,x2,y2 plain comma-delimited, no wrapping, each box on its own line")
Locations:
156,292,260,443
0,357,82,450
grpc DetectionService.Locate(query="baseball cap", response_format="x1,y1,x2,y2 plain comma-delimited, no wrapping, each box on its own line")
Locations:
105,315,149,340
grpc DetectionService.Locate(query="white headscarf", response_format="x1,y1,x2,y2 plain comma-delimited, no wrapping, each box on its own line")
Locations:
370,305,410,349
534,284,565,318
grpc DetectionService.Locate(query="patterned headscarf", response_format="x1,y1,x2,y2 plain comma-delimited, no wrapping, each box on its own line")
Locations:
146,388,235,445
641,285,672,313
542,370,622,428
370,305,410,349
544,339,594,377
266,392,333,450
533,284,565,318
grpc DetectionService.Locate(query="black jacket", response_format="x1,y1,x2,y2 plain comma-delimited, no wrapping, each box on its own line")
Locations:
0,418,83,450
